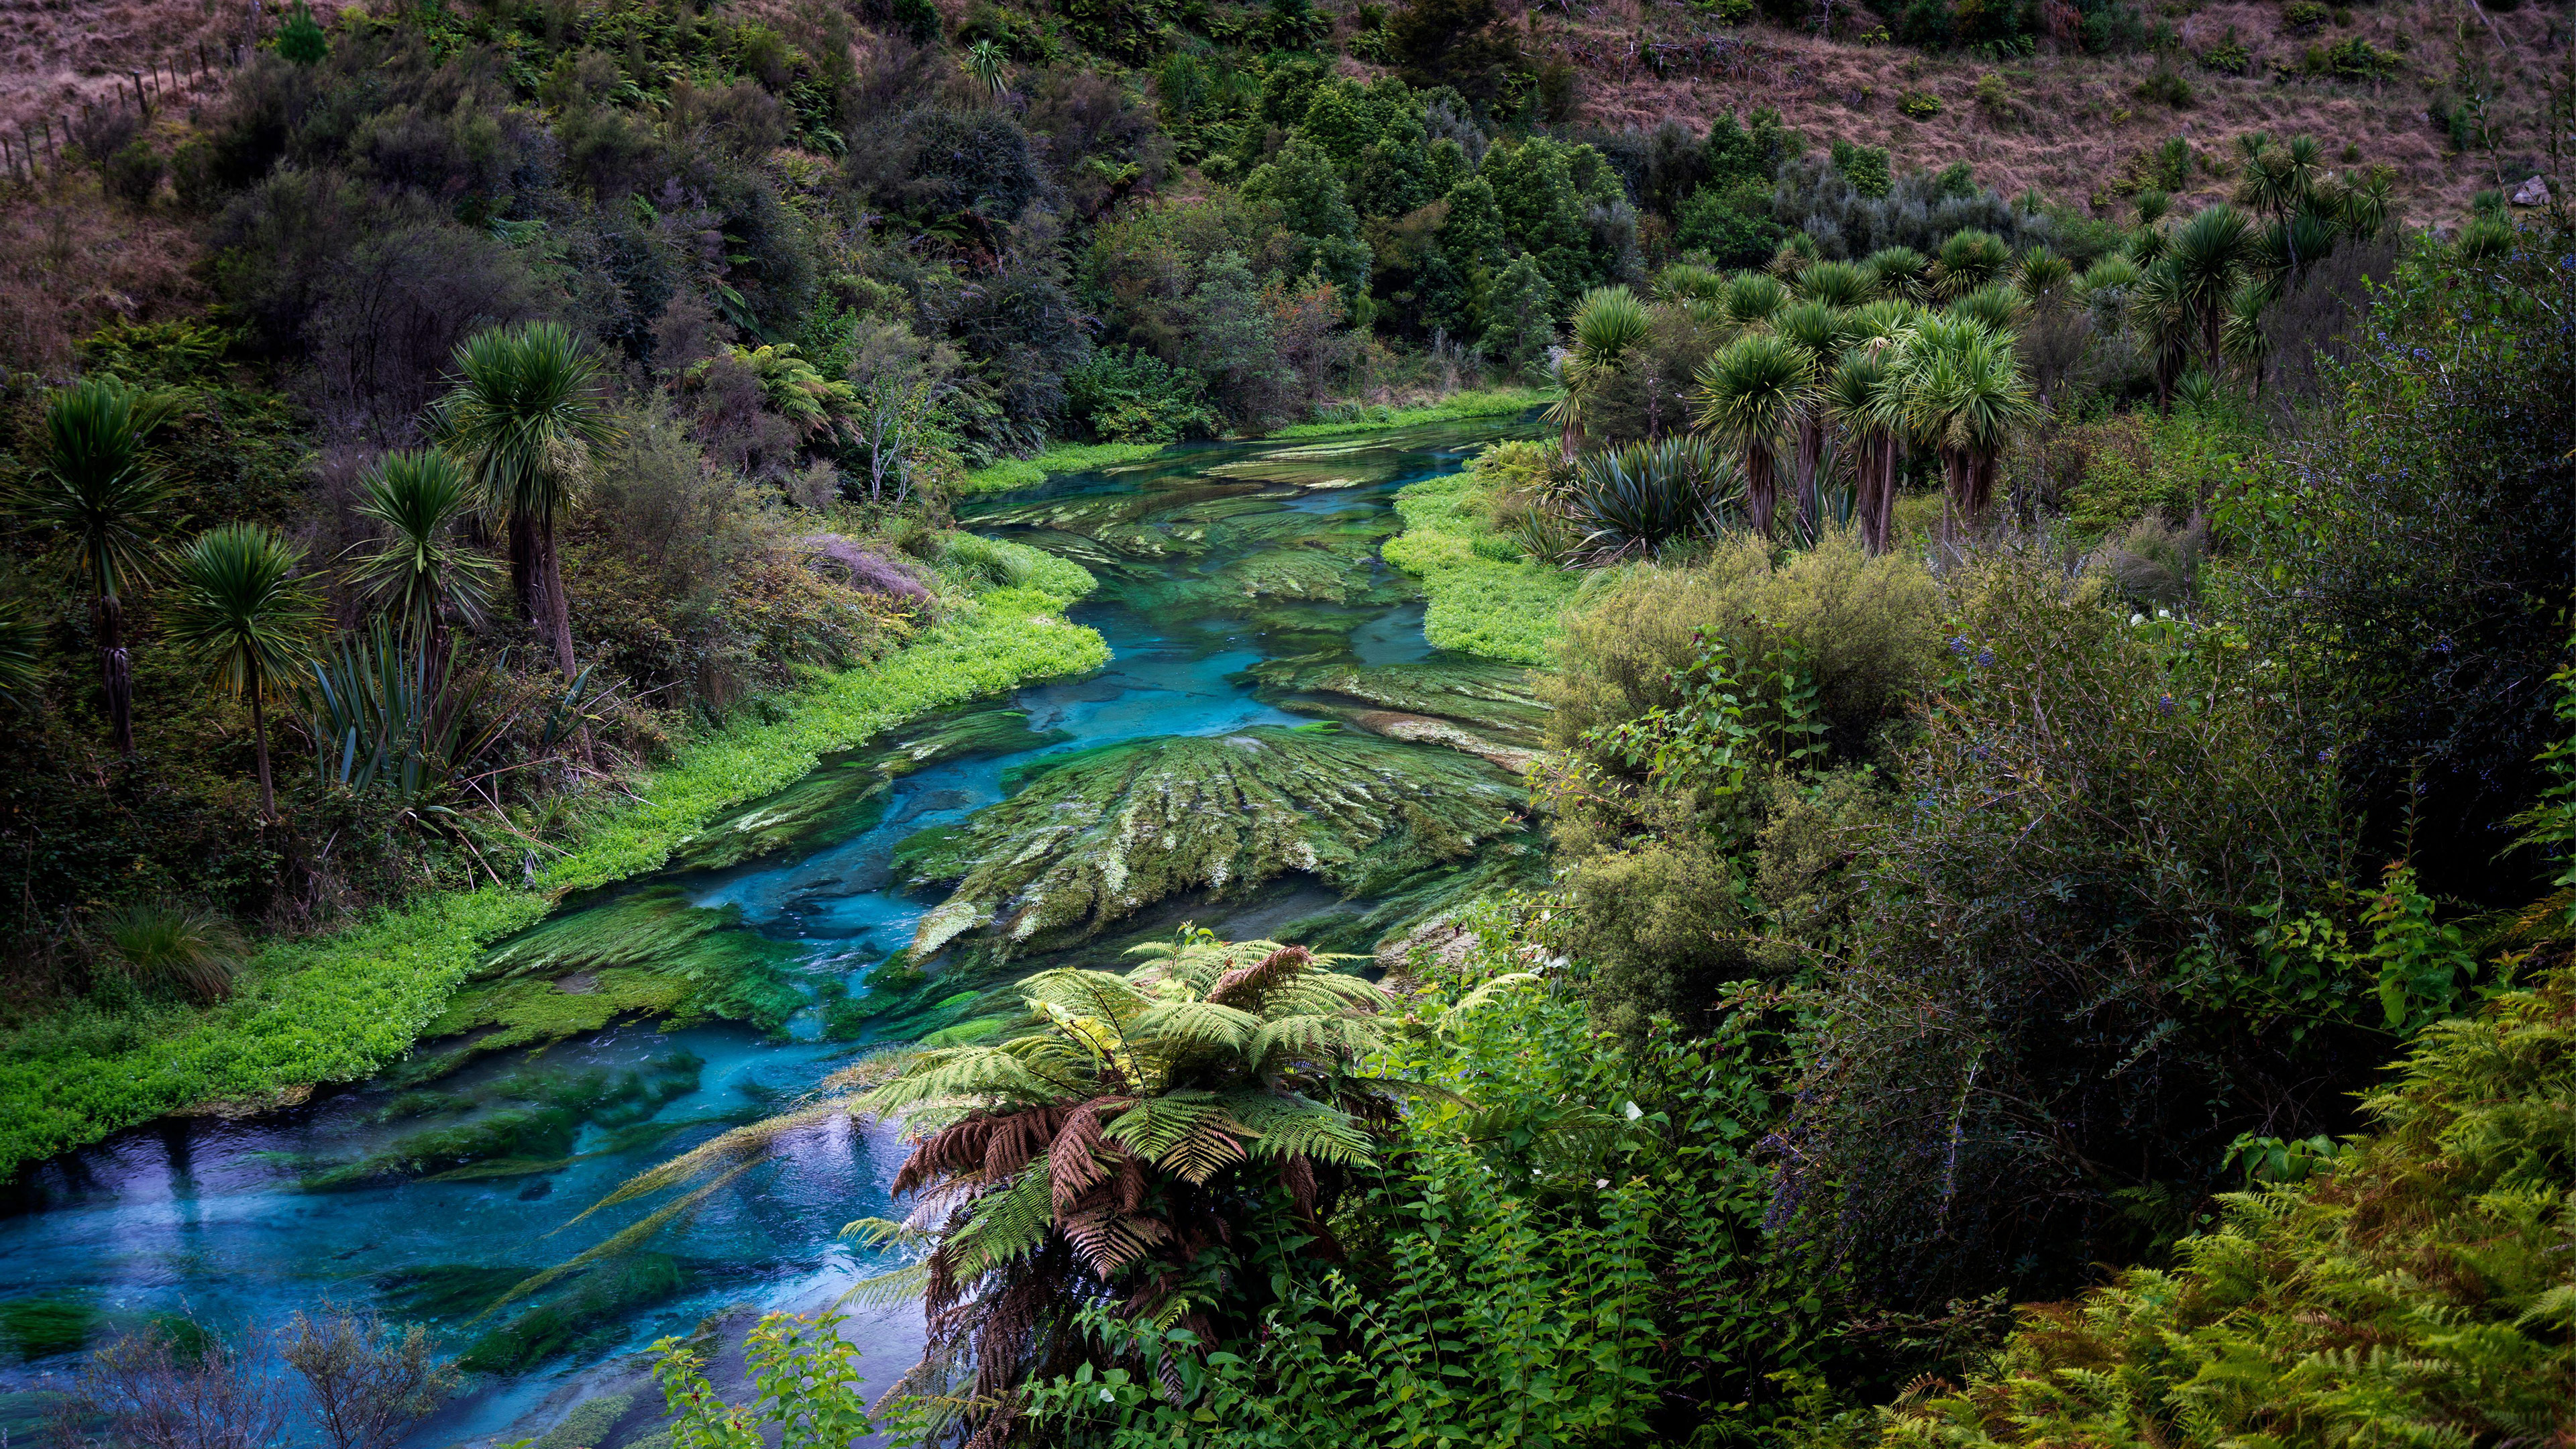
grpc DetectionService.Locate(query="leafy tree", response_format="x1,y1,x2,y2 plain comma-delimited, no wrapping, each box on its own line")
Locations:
1703,107,1788,190
1483,138,1621,307
14,376,189,755
1240,139,1373,305
432,321,617,679
1480,252,1558,378
1186,251,1293,425
345,450,497,668
164,524,323,817
276,1,329,64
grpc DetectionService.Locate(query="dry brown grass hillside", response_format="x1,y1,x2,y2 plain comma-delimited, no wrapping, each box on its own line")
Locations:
0,0,358,131
1527,0,2548,225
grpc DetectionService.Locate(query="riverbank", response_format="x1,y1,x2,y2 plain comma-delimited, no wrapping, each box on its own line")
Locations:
957,386,1556,496
1381,458,1582,667
0,557,1107,1177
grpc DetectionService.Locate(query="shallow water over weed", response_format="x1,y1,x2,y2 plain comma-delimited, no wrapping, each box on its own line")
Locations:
0,417,1536,1448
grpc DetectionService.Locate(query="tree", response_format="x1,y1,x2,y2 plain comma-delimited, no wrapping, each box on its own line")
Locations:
14,377,188,755
431,321,616,679
2129,257,2197,411
2165,204,2253,370
1773,299,1850,535
1187,251,1295,424
1692,331,1810,536
278,1309,457,1449
164,524,323,818
1240,140,1373,306
1896,318,2035,532
1823,350,1902,553
1547,284,1651,458
1480,252,1558,379
345,450,497,668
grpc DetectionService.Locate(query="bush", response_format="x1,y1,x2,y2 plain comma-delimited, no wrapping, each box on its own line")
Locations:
1898,91,1943,119
1063,346,1219,443
1776,547,2369,1305
1674,182,1784,268
1543,531,1942,761
1870,961,2576,1446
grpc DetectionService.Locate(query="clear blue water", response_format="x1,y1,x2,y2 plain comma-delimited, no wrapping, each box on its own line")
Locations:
0,418,1532,1447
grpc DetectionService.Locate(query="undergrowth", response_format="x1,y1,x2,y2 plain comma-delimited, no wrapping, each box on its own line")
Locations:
0,562,1104,1175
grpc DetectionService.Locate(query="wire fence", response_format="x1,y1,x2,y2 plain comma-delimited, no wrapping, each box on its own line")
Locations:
3,3,280,184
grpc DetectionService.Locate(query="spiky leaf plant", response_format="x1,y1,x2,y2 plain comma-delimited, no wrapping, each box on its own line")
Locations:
346,449,499,663
1894,321,2035,532
13,376,188,753
165,523,323,816
1796,259,1878,309
1721,270,1790,329
0,594,42,708
1947,283,2031,334
1692,331,1812,537
2014,247,2075,305
1547,286,1654,455
1567,436,1738,561
1862,245,1932,300
2166,203,2254,366
1929,229,2011,299
431,321,616,678
846,937,1406,1446
1773,301,1851,533
1823,350,1902,555
2128,257,2196,411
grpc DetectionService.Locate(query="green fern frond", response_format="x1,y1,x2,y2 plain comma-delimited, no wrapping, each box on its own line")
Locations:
856,1047,1065,1115
1132,998,1262,1053
1225,1091,1378,1166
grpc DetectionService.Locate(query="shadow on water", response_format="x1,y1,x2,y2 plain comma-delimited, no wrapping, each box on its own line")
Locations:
0,416,1540,1447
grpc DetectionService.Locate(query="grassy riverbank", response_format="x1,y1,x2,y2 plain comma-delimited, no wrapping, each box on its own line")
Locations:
1381,462,1581,667
957,386,1555,496
0,557,1106,1176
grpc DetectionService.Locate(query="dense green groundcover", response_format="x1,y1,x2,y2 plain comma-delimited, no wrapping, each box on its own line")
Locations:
1382,465,1584,665
0,561,1105,1175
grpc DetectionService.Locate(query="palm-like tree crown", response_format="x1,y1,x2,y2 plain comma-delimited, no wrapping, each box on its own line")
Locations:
1773,300,1851,372
1693,331,1811,448
1931,229,2012,299
1796,260,1878,309
1721,271,1790,329
1862,245,1932,299
347,449,499,641
166,524,323,816
20,377,189,604
0,596,41,707
166,525,322,702
432,321,616,527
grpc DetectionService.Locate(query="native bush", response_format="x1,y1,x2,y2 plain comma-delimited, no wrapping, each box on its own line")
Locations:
1773,546,2375,1305
1063,346,1220,443
2218,223,2576,905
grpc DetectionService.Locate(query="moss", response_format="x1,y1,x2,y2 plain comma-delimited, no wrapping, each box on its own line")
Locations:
301,1055,702,1190
1381,468,1581,665
0,1297,105,1361
893,726,1529,959
454,1253,689,1375
961,440,1175,496
1246,656,1549,742
535,1392,642,1449
0,575,1106,1175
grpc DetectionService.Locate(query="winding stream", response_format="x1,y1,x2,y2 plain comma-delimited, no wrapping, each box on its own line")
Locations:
0,417,1538,1447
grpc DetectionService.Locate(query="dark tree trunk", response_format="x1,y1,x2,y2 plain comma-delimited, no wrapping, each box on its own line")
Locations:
250,671,274,819
1746,446,1778,537
99,592,134,755
1855,437,1894,555
1794,417,1825,539
508,512,577,678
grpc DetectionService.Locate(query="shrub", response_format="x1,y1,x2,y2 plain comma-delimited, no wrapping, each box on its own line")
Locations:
1543,530,1942,763
1063,346,1219,443
2218,229,2576,904
1566,437,1736,561
1829,140,1892,199
1776,547,2368,1305
1869,961,2576,1446
2281,0,2330,29
1898,91,1943,119
1674,182,1785,268
2134,69,2194,107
